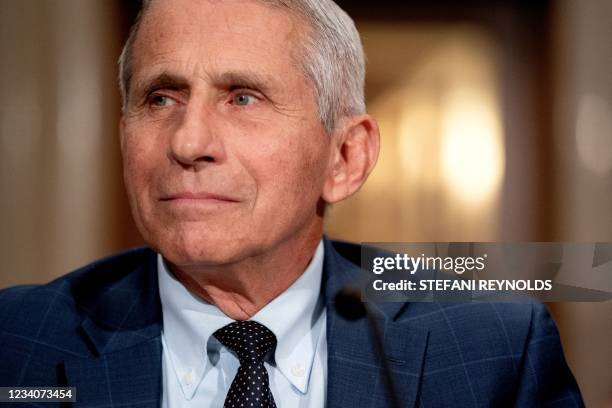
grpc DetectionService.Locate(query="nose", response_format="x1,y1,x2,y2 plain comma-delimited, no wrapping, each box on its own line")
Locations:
169,103,225,169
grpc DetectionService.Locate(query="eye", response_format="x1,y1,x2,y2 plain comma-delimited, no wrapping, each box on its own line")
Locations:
149,94,176,107
232,93,256,106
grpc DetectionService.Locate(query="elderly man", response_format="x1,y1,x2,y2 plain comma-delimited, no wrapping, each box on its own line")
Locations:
0,0,583,407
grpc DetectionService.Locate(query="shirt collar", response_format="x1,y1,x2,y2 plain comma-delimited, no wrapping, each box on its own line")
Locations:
250,240,325,393
158,257,233,399
158,240,325,397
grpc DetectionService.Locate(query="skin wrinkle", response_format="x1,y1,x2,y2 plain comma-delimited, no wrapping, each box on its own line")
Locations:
120,0,367,132
126,6,309,120
130,68,305,122
120,0,379,320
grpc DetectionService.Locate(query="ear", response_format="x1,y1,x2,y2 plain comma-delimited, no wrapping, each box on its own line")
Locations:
322,114,380,204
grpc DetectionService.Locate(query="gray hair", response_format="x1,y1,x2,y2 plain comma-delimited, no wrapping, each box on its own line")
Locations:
118,0,366,132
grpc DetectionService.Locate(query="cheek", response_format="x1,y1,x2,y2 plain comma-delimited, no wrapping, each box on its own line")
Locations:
121,129,161,200
250,132,330,211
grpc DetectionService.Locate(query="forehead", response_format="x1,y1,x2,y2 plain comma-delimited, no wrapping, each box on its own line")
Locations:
132,0,307,82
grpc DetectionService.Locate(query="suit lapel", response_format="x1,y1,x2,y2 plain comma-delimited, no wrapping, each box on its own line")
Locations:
63,249,163,407
324,239,429,408
63,338,162,407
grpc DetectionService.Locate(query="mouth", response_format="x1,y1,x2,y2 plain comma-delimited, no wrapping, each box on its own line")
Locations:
159,191,241,203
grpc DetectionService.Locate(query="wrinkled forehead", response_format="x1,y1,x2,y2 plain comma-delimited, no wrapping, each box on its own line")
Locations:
132,0,309,79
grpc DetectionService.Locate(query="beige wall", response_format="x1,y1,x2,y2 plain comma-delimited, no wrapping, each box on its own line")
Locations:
553,0,612,405
0,0,126,287
326,25,507,243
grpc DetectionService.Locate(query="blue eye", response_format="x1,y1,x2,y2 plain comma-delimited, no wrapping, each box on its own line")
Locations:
233,93,254,106
150,95,175,107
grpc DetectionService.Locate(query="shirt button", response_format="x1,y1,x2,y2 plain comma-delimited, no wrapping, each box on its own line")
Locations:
291,364,305,377
183,370,193,386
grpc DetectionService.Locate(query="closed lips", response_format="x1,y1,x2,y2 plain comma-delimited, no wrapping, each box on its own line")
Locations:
160,192,240,202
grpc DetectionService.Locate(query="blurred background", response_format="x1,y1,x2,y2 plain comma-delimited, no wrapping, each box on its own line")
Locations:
0,0,610,405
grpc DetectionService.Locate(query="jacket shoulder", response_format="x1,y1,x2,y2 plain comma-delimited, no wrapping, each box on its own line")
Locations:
0,247,155,346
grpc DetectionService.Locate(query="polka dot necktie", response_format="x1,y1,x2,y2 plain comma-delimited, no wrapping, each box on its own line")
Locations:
214,320,278,408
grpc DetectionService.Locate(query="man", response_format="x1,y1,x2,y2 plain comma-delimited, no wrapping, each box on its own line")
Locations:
0,0,583,407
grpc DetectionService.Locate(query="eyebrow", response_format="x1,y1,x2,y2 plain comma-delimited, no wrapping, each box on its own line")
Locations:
136,72,190,97
210,71,275,94
134,69,277,100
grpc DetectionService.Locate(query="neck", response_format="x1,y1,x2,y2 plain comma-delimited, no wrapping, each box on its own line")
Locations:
168,224,323,320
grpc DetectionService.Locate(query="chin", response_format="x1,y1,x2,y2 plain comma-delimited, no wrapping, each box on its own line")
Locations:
148,226,255,268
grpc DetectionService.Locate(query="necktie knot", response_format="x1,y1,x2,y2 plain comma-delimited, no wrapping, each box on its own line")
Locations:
214,320,277,364
214,321,277,407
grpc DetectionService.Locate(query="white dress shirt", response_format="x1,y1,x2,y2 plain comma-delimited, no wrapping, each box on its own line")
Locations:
158,241,327,408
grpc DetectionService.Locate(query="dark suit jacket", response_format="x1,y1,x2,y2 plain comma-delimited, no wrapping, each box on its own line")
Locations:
0,239,584,407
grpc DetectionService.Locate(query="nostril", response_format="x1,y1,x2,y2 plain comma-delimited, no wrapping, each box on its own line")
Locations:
201,155,215,163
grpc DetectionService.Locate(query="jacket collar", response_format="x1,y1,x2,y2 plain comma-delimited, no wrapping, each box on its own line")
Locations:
64,248,163,407
75,248,162,354
323,238,430,408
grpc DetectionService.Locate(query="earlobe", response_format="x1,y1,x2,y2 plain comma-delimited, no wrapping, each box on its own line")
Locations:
321,114,380,204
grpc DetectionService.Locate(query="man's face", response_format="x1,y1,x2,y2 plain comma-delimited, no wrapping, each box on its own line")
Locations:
121,0,334,267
